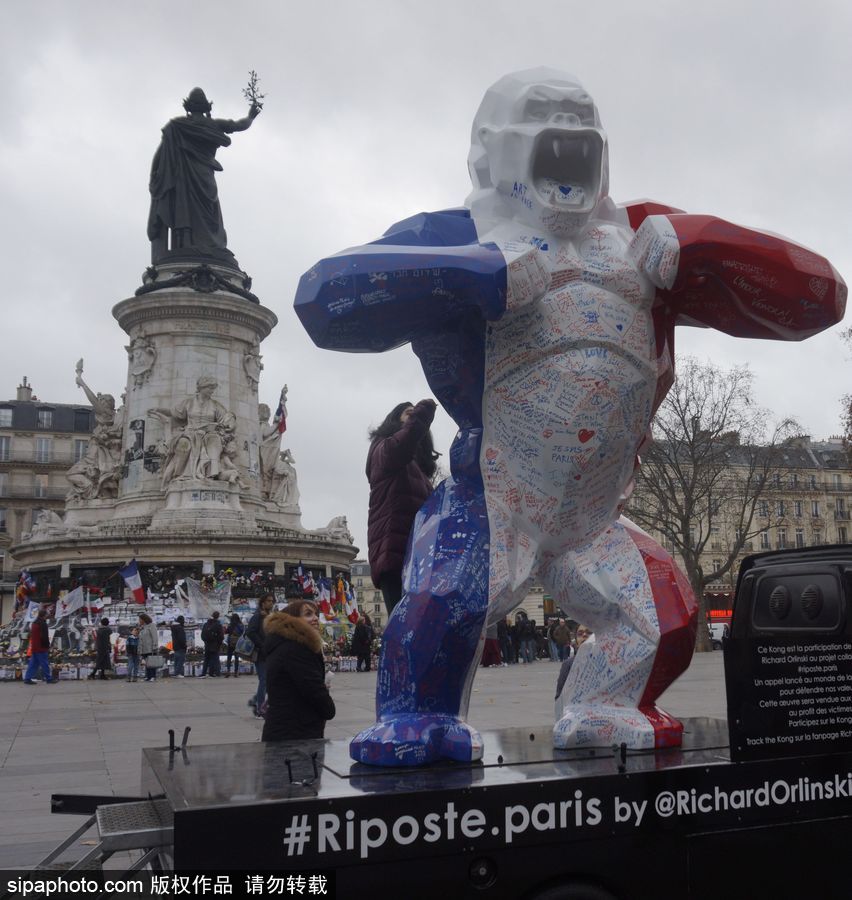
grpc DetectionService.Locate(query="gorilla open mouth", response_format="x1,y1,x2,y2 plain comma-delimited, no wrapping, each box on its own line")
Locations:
531,128,604,213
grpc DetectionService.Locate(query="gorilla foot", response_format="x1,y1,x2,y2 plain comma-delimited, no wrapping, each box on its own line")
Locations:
553,703,683,751
350,714,484,767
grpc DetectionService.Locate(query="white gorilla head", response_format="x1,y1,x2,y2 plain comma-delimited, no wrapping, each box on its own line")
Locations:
467,68,609,236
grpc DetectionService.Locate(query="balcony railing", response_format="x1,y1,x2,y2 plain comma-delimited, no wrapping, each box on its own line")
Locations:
0,451,82,466
834,511,850,521
0,487,67,500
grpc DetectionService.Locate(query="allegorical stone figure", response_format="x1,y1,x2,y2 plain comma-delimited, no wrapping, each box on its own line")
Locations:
66,374,123,501
147,87,261,266
149,377,241,486
258,402,299,508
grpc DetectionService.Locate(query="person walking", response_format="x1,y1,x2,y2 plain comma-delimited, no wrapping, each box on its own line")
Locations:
261,600,335,742
125,627,140,682
224,613,243,678
138,613,160,683
497,617,513,666
367,399,439,615
89,617,112,680
553,618,572,661
200,611,224,677
170,615,187,678
23,609,55,684
350,613,374,673
246,594,275,716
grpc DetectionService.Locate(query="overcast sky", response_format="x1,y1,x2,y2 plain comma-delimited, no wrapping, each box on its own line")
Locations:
2,0,850,556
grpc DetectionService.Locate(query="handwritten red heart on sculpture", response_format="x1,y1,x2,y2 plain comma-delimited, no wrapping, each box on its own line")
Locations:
578,429,596,443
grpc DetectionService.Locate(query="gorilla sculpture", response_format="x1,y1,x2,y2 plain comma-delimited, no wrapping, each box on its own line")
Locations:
296,69,846,766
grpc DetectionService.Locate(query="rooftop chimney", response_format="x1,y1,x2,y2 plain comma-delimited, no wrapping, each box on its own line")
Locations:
16,376,32,402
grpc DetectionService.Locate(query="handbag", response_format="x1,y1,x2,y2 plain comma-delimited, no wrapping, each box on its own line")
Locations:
147,655,165,669
235,633,257,661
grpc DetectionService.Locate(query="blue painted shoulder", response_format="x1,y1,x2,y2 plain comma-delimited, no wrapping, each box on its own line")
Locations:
376,209,478,248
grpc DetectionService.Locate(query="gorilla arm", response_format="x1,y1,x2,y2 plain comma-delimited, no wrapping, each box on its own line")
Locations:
294,209,549,353
628,206,846,341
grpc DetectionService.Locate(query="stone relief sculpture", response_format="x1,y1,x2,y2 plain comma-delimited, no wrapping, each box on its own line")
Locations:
126,332,157,388
243,340,263,387
295,68,847,767
320,515,353,543
149,376,243,486
66,369,123,501
258,401,299,508
28,509,66,541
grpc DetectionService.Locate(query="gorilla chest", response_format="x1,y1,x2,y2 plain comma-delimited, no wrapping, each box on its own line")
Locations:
492,228,656,368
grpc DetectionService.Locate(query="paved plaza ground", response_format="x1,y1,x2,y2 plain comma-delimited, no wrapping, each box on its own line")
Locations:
0,652,726,868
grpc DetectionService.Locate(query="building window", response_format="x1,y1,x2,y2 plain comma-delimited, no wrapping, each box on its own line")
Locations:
760,530,770,549
812,500,820,517
35,437,51,463
772,473,781,487
777,500,786,517
834,474,843,489
794,501,803,518
74,409,91,432
789,473,798,488
0,408,11,428
73,439,89,463
810,474,817,489
0,509,6,533
795,528,805,548
0,474,6,497
814,529,822,545
758,500,769,517
837,497,846,513
37,409,53,429
0,436,9,461
777,528,787,549
373,603,381,614
33,474,48,498
712,560,721,573
839,526,848,544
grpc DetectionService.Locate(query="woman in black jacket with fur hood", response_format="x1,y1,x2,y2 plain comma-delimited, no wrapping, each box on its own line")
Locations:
262,600,335,741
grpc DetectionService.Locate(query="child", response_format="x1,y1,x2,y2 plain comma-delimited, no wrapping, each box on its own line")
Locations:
126,628,140,683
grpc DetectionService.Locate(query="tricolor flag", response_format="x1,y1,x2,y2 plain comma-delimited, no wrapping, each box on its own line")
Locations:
56,586,85,619
302,570,316,597
119,560,146,604
345,583,359,624
275,394,287,434
318,578,332,616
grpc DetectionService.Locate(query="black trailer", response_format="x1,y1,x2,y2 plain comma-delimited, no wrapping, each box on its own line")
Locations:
49,546,852,898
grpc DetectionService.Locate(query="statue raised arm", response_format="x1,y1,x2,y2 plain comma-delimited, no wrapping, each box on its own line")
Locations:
147,86,261,268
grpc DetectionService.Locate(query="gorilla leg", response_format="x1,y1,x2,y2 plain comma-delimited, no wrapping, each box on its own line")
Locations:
544,518,697,750
350,476,490,766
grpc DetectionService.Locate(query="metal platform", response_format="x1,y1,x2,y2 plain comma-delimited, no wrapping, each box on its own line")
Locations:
95,799,173,852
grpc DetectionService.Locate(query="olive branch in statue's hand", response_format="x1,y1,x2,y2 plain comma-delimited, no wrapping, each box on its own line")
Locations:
243,70,266,113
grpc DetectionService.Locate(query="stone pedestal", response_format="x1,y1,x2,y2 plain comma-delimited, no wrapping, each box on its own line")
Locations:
12,272,356,581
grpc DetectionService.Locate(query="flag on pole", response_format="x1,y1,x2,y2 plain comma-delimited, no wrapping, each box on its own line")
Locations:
345,583,359,624
119,560,146,604
318,578,332,616
56,586,85,619
275,392,287,434
302,570,316,597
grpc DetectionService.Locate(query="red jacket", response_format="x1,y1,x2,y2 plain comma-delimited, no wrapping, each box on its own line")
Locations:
30,618,50,654
366,401,435,587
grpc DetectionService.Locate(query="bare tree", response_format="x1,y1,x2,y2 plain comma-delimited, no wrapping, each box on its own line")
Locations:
627,357,797,651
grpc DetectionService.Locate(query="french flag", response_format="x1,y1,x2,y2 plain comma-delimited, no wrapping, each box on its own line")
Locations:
120,560,146,604
275,396,287,434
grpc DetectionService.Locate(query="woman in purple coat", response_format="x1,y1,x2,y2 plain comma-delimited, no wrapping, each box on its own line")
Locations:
367,399,439,615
